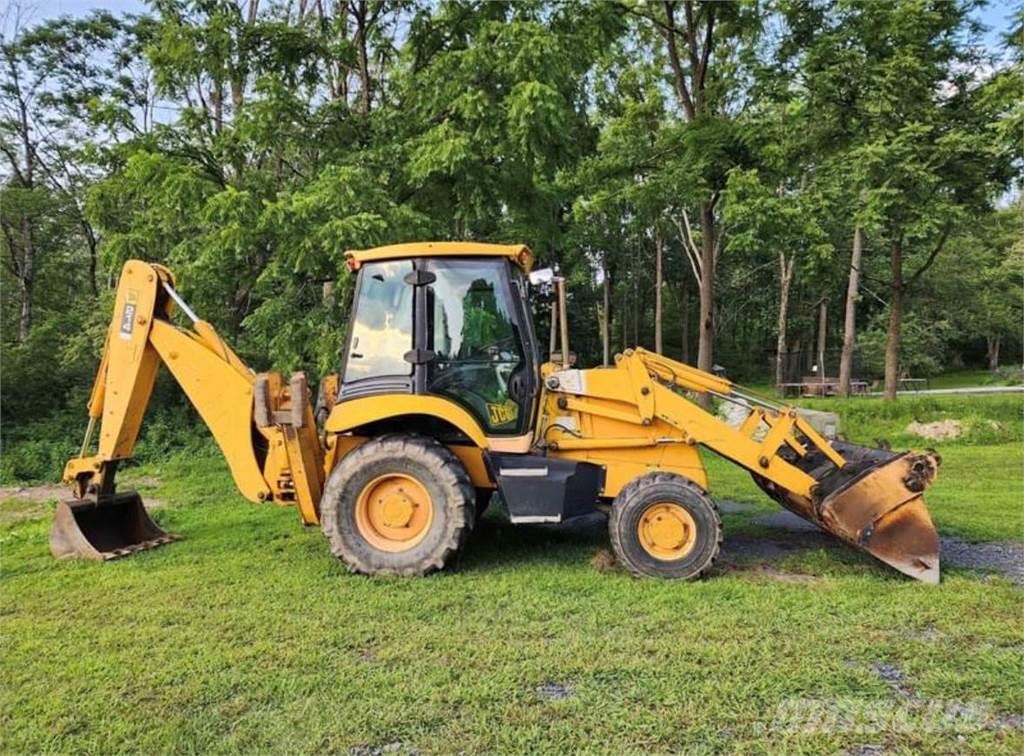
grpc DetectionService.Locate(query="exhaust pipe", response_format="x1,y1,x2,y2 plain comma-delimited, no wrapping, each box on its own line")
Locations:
50,492,178,561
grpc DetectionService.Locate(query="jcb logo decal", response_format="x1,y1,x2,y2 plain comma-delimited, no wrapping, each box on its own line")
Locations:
487,400,519,427
119,290,139,340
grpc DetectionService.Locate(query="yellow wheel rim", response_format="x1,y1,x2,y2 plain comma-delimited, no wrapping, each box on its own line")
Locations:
638,502,698,561
355,473,433,553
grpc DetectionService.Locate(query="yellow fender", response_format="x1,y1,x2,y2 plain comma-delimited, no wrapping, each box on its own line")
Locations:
324,395,489,449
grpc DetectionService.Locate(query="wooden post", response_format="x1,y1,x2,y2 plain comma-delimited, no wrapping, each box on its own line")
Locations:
557,278,570,369
817,296,828,389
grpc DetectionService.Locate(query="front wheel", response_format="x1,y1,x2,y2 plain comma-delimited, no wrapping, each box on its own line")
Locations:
608,473,722,579
319,434,475,576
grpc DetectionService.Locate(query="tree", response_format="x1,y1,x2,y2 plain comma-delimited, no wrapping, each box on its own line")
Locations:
791,0,1018,399
625,0,759,377
0,9,133,339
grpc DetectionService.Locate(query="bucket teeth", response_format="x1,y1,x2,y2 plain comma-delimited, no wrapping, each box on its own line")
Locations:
49,492,179,561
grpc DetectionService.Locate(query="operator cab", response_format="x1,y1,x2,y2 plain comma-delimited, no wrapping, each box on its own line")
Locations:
341,243,540,437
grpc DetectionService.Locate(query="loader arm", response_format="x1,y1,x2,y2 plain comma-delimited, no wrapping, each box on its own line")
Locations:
55,260,324,560
542,348,941,583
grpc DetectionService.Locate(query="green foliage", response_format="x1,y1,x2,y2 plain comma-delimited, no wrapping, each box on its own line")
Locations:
856,311,954,378
1,0,1020,482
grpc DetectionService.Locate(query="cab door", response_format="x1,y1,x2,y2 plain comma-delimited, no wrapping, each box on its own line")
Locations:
339,259,415,399
424,258,537,436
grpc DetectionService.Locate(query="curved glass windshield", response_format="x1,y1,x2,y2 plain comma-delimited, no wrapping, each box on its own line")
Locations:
427,260,527,434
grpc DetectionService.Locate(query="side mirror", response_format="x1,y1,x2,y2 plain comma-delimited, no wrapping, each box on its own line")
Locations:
528,268,555,286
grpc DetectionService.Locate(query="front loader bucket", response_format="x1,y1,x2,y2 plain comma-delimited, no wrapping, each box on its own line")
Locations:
754,442,941,583
50,492,178,561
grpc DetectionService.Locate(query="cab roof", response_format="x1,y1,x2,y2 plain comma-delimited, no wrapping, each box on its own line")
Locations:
346,241,534,272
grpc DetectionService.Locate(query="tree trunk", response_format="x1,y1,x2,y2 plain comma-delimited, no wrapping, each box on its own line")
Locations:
838,225,863,397
775,253,795,389
548,295,558,358
602,254,611,366
987,335,1001,371
322,279,337,307
15,93,35,342
883,238,904,400
681,279,690,364
697,202,715,375
18,216,34,341
632,272,639,348
355,0,372,115
654,228,663,353
621,284,628,354
816,296,828,386
211,79,224,133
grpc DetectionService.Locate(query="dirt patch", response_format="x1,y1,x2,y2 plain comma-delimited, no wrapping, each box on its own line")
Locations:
351,743,418,756
722,530,837,563
536,681,574,701
0,482,165,526
718,531,833,581
871,661,917,700
740,565,821,584
902,624,943,642
0,484,67,503
0,484,64,526
844,745,888,756
590,548,617,572
906,419,962,441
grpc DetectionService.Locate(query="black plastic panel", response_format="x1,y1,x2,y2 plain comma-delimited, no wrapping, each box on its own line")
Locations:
485,453,604,523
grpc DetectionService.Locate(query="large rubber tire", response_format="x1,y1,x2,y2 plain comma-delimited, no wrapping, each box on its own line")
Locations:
608,473,722,579
320,434,475,576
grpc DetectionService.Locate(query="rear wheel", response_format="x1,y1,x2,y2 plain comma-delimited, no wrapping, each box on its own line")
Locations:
609,473,721,579
320,434,474,576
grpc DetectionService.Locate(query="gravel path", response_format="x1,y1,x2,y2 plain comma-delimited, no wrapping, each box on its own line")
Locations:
865,385,1023,397
752,509,1023,584
939,537,1024,584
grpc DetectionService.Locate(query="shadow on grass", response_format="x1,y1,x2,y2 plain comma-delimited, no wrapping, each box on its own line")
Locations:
457,508,902,582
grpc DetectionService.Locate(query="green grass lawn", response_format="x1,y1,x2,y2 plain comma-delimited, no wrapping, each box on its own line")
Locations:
2,397,1022,753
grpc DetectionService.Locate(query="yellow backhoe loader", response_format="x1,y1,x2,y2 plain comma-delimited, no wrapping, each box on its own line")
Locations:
54,243,941,582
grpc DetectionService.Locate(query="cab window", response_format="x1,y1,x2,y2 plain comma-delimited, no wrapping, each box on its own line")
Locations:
343,260,414,383
427,260,527,434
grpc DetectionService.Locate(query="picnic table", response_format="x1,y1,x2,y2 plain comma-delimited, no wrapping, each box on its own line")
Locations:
899,377,929,391
777,377,869,398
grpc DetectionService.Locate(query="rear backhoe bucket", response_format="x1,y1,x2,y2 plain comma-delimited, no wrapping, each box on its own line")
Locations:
49,492,178,561
754,442,941,583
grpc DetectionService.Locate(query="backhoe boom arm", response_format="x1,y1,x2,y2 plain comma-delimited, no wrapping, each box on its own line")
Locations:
63,260,322,518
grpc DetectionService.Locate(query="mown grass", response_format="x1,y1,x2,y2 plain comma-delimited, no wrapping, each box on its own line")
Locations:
798,394,1023,449
2,395,1022,753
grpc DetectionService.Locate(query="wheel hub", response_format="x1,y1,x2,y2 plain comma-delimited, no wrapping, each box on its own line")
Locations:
356,474,433,552
638,502,697,560
380,493,415,528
